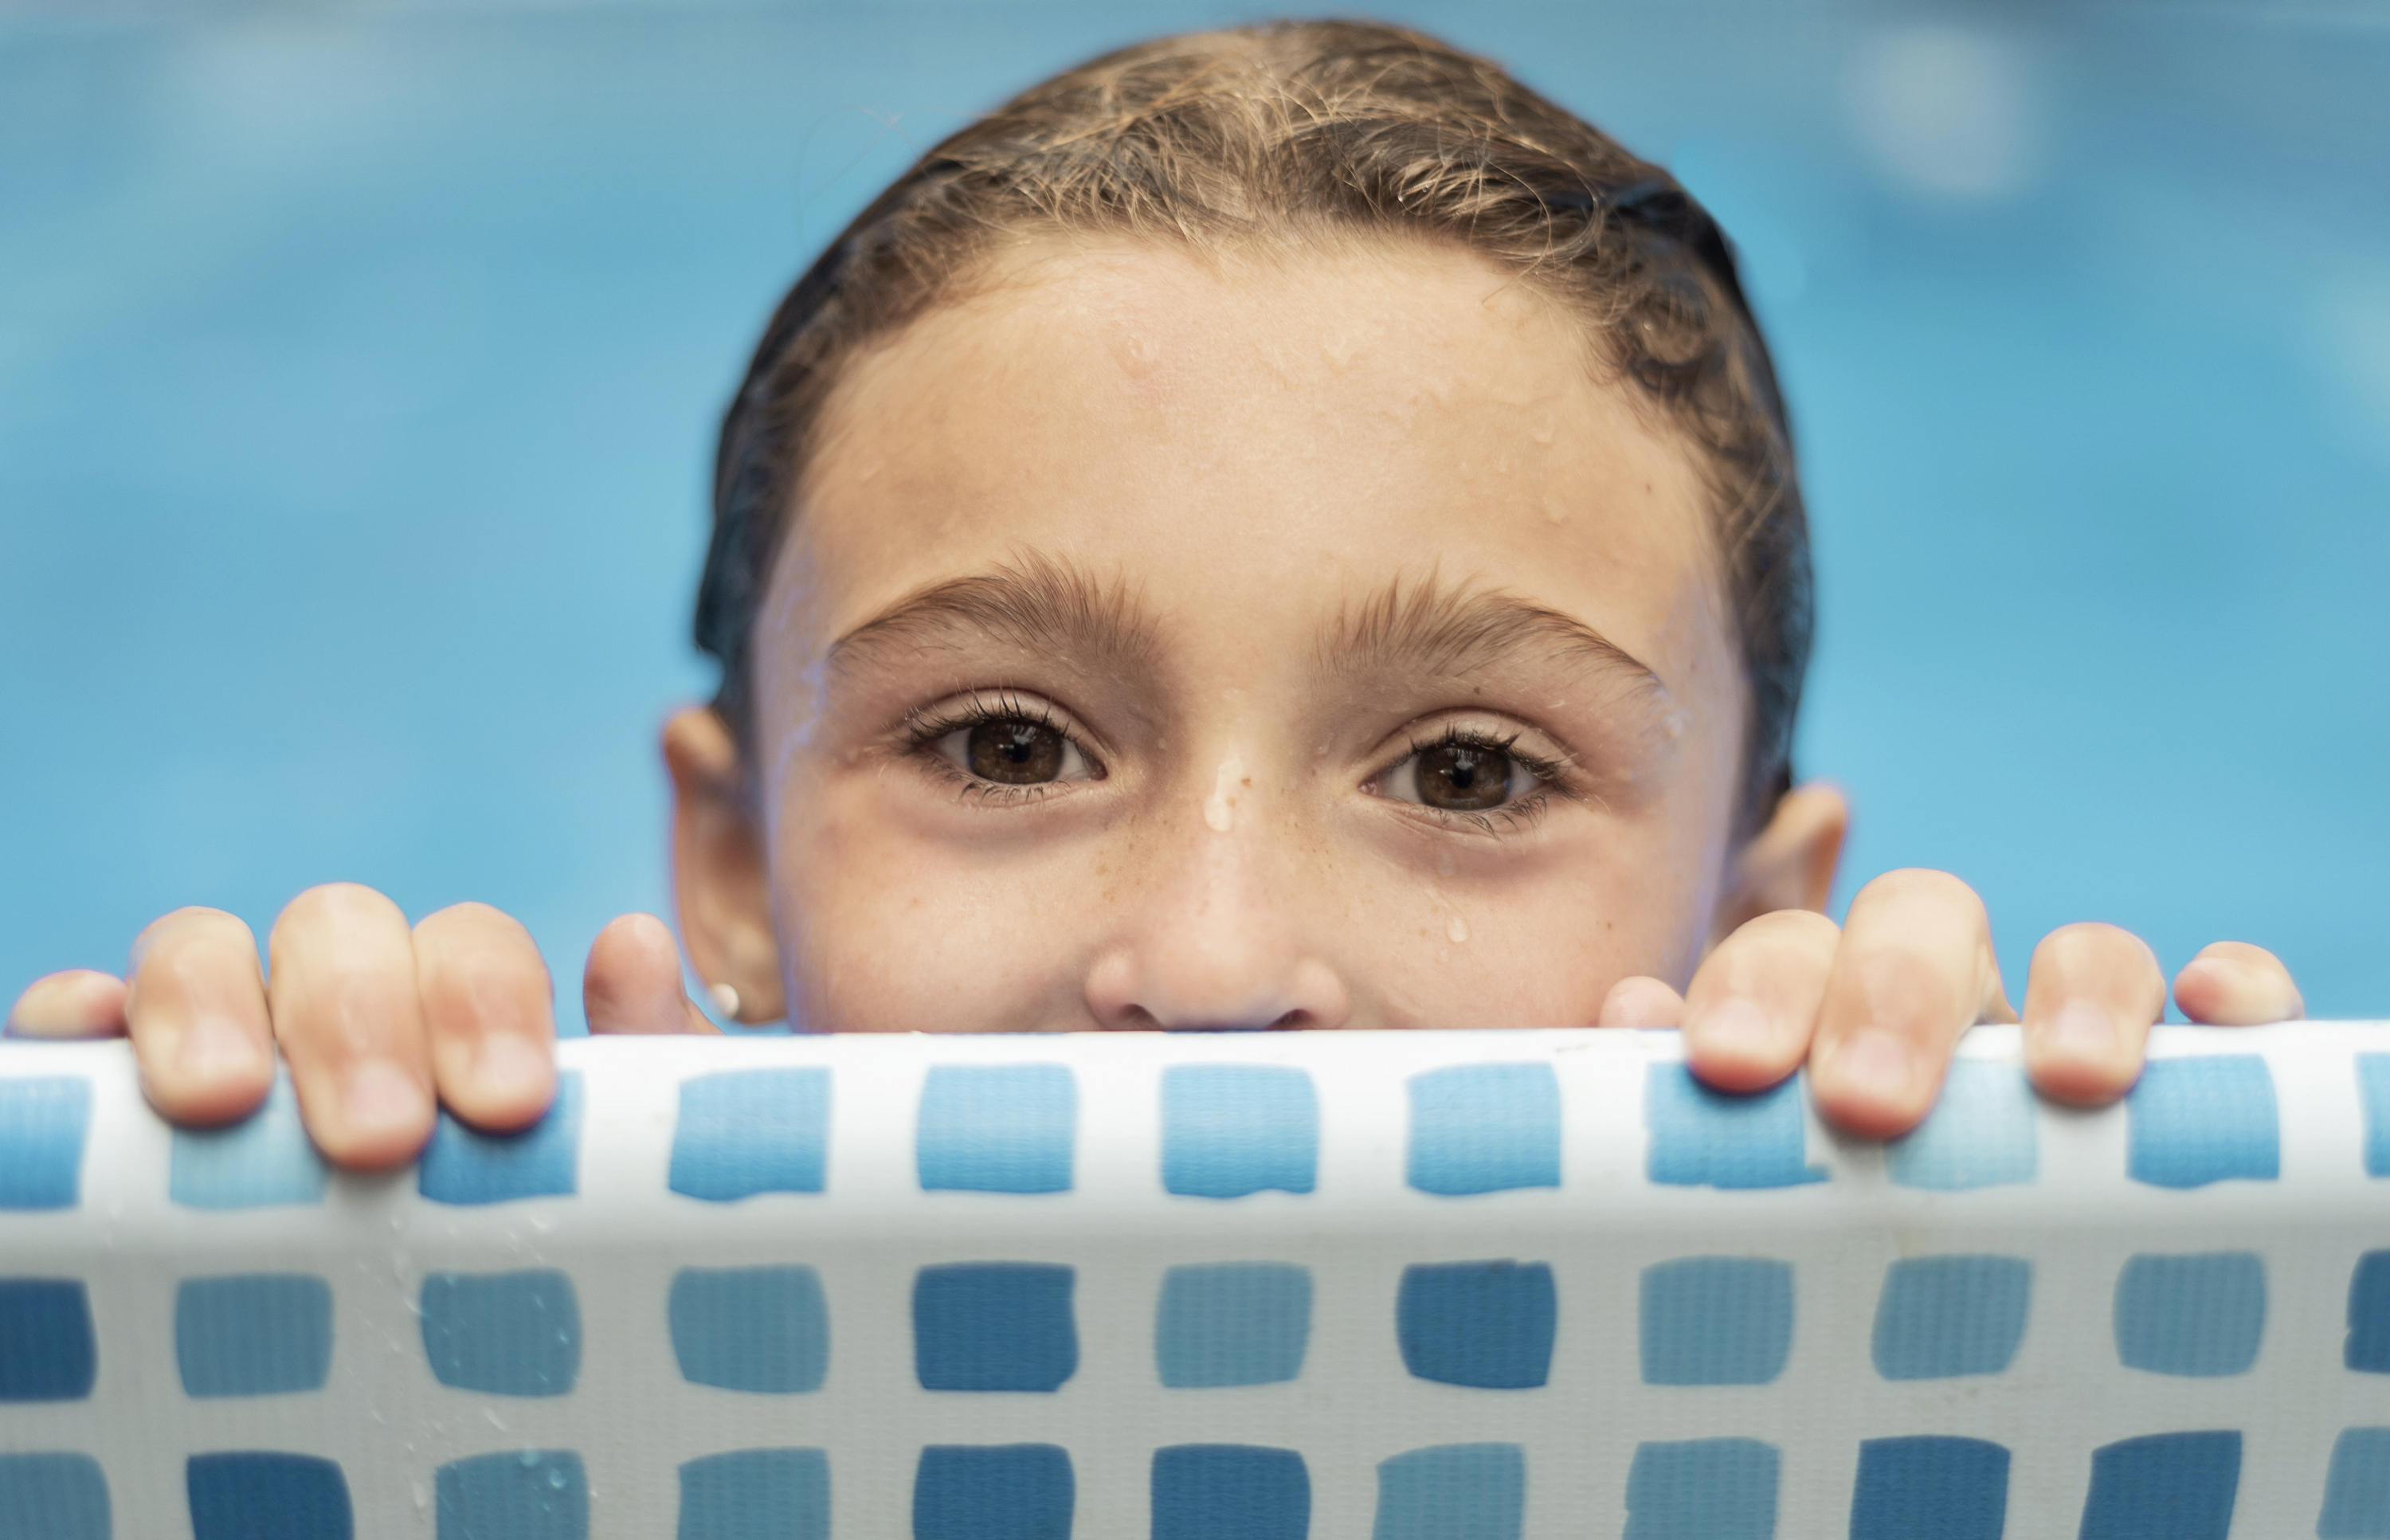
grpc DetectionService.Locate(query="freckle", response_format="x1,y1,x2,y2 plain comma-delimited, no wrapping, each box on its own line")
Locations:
1447,915,1470,945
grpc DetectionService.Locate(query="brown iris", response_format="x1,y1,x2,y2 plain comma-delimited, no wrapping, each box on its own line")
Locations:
1415,742,1511,811
966,719,1067,784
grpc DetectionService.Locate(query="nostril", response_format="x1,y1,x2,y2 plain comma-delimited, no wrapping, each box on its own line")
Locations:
1267,1009,1309,1031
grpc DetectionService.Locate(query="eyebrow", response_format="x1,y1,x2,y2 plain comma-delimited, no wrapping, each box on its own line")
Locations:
1322,573,1667,694
826,554,1161,680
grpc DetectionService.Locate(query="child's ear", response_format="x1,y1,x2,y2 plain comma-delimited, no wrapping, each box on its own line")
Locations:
1711,781,1849,944
662,707,786,1025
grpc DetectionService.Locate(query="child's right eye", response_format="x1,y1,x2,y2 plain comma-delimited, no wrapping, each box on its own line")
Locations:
934,718,1096,786
910,692,1104,791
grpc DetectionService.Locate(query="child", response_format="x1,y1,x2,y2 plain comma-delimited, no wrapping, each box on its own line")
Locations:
6,21,2299,1170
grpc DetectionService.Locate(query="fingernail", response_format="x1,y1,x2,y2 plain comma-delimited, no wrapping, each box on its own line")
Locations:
473,1035,554,1102
1693,997,1774,1053
176,1018,263,1080
341,1061,425,1138
1832,1030,1914,1095
2045,1001,2114,1055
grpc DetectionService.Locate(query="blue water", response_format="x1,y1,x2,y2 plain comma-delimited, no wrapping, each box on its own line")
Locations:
2,0,2386,1023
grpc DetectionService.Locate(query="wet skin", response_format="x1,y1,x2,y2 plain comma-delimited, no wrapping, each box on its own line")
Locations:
8,238,2302,1166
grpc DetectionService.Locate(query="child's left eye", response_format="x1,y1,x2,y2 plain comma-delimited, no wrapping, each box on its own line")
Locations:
1377,734,1547,813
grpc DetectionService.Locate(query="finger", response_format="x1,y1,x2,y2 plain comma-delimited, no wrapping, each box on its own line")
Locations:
268,884,436,1169
2021,922,2166,1105
414,903,557,1133
1597,975,1685,1030
123,909,276,1126
2173,940,2304,1026
1808,869,2006,1138
584,913,718,1036
6,970,128,1039
1680,909,1841,1094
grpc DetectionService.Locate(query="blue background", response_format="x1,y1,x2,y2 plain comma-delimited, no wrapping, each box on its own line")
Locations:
3,0,2386,1024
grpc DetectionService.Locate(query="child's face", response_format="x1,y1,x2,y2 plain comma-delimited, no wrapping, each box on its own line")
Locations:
699,238,1786,1033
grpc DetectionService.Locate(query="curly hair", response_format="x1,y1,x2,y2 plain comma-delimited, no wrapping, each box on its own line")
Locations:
696,19,1810,829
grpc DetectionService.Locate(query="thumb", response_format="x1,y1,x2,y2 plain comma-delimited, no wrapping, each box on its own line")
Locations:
583,914,719,1035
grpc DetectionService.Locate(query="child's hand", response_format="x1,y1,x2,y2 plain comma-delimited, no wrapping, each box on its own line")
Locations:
1597,868,2303,1138
2,886,714,1170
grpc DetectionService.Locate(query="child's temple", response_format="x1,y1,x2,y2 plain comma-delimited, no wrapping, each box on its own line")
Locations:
5,1024,2388,1537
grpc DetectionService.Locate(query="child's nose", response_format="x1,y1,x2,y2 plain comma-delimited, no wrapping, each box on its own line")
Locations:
1083,946,1350,1031
1079,791,1353,1032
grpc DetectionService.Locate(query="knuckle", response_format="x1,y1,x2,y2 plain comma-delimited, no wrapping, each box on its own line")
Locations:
2037,921,2158,976
276,883,406,932
1855,868,1985,923
417,901,535,950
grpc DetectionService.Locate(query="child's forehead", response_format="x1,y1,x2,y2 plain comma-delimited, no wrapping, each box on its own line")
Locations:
783,237,1728,676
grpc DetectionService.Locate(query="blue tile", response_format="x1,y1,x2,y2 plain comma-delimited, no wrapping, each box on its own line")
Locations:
1397,1260,1555,1389
0,1078,90,1210
916,1065,1075,1193
1406,1064,1560,1197
1871,1256,2031,1381
2323,1428,2390,1538
1162,1065,1317,1198
1371,1444,1524,1540
2126,1056,2278,1189
1849,1437,2008,1540
0,1453,109,1540
1644,1067,1824,1189
669,1266,828,1393
2361,1057,2390,1178
1155,1262,1311,1389
914,1264,1076,1392
2352,1252,2390,1373
913,1444,1072,1540
170,1075,327,1210
176,1274,333,1397
669,1068,830,1201
0,1279,95,1401
1640,1257,1792,1386
1624,1439,1778,1540
437,1452,586,1540
1887,1060,2036,1190
187,1452,352,1540
2114,1252,2265,1377
2078,1431,2239,1540
420,1270,580,1397
1152,1445,1309,1540
419,1072,582,1205
678,1448,829,1540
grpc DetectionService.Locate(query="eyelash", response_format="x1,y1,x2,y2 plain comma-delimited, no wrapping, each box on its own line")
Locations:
1381,724,1579,837
901,690,1101,805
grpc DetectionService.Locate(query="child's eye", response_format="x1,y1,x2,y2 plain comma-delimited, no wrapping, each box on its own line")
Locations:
923,707,1099,789
1377,733,1546,813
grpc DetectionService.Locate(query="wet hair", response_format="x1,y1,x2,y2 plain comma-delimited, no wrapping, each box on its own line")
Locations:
696,19,1810,829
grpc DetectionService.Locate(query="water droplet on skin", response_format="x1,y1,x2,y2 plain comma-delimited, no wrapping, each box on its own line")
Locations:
1204,754,1244,833
1448,915,1470,944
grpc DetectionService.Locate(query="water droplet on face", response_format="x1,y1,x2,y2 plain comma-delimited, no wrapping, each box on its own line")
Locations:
1447,915,1470,944
1203,754,1244,833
